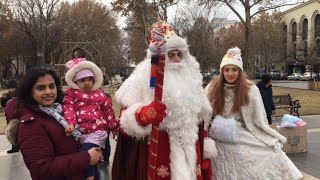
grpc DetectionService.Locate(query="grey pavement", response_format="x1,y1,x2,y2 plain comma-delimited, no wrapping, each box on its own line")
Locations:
273,80,309,90
0,137,31,180
0,134,116,180
0,115,319,179
282,115,320,179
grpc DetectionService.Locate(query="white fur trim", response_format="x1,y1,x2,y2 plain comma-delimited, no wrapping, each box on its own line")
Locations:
165,35,191,64
65,61,103,91
119,103,152,139
200,90,213,130
169,138,197,180
166,35,188,52
115,59,154,107
241,85,286,146
203,137,217,159
250,85,286,144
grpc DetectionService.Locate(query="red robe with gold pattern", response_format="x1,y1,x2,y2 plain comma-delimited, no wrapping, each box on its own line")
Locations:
112,123,207,180
111,34,216,180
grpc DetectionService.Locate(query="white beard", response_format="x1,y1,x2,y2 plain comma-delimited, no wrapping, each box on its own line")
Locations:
160,58,202,137
160,57,204,180
116,54,209,179
165,59,188,70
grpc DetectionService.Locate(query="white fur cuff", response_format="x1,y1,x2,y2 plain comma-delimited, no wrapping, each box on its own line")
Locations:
203,137,217,159
200,102,213,131
119,103,152,139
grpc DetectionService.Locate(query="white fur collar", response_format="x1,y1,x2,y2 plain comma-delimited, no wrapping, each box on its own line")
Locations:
65,61,103,91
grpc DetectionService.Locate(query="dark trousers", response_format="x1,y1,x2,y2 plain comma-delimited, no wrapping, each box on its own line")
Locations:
266,111,272,125
79,143,100,180
7,144,19,153
104,133,111,162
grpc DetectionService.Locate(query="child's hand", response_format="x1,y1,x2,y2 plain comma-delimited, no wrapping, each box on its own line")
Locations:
65,124,75,136
88,147,104,165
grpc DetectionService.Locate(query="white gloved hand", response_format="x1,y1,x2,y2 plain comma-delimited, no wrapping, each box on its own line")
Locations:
149,40,166,56
274,141,282,153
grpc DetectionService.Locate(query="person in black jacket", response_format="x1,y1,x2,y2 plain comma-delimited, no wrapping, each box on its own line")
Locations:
1,80,17,107
256,74,275,124
1,79,19,153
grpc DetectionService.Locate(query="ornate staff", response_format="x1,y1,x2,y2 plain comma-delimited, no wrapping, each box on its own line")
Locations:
147,20,175,180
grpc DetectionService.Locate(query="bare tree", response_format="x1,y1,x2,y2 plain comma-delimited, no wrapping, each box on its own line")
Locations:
251,10,285,72
189,0,303,77
112,0,180,47
124,12,150,64
213,22,246,69
173,2,225,72
112,0,180,21
54,0,124,70
11,0,60,65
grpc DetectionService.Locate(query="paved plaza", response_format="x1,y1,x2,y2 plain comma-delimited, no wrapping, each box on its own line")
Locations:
0,115,320,180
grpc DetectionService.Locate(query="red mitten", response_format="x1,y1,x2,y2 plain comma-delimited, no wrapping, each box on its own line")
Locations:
135,101,166,126
201,159,213,180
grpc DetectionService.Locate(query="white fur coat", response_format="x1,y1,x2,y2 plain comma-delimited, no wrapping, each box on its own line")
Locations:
116,47,216,179
206,82,286,147
241,84,286,146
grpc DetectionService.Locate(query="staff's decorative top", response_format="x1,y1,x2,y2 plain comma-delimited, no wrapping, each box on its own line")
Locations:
148,20,176,55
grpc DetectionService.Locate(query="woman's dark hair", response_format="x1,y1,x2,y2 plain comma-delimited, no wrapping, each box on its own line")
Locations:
261,74,272,84
16,66,63,105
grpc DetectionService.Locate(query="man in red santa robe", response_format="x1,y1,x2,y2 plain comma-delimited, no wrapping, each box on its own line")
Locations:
112,34,217,180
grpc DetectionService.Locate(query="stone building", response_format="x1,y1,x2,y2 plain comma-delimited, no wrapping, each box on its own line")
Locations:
282,0,320,74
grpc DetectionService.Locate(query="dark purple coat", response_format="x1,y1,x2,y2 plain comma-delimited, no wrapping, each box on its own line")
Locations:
17,103,89,180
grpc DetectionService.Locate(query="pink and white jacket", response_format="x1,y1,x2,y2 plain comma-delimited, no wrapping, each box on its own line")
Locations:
62,88,118,134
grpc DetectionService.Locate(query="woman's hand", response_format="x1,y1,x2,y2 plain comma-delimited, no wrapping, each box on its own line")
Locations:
88,147,104,165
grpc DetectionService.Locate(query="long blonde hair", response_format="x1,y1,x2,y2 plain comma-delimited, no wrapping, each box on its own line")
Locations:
207,70,249,115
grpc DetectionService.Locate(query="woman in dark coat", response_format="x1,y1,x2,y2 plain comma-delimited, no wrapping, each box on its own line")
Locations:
1,79,17,107
2,80,20,153
8,67,104,180
256,74,276,124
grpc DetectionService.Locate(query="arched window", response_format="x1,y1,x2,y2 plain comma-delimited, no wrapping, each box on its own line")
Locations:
293,43,297,58
316,39,320,57
283,25,288,57
315,14,320,39
292,22,297,42
302,19,308,40
303,41,308,59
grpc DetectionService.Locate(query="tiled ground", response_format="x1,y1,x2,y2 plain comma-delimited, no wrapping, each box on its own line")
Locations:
0,115,319,180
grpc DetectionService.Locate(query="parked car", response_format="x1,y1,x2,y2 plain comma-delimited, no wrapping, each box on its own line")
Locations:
202,73,215,87
287,73,303,80
255,72,266,79
270,70,281,80
280,72,288,80
300,72,318,81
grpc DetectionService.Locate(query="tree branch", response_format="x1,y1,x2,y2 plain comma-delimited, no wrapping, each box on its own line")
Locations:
251,1,303,18
223,0,245,24
250,0,263,8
